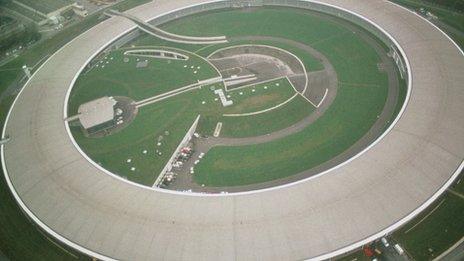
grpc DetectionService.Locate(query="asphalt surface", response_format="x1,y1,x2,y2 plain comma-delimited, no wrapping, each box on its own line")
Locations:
440,237,464,261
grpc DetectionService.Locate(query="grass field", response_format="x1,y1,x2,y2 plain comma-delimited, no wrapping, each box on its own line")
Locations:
392,0,464,12
4,2,46,22
68,47,219,114
182,7,391,186
195,78,388,186
15,0,74,15
71,91,199,185
219,78,296,115
198,95,314,138
197,78,298,116
132,37,326,72
71,76,311,185
393,191,464,260
71,7,391,187
392,0,464,31
0,16,14,27
196,78,315,137
69,8,341,186
69,39,314,185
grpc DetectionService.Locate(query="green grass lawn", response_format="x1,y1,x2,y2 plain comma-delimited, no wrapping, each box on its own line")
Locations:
68,46,219,114
201,39,326,72
131,37,325,72
199,95,314,138
391,0,464,15
72,6,392,187
128,20,324,71
195,79,388,186
186,7,390,186
225,94,314,137
72,77,310,185
71,91,199,185
15,0,74,15
419,0,464,11
195,77,316,138
393,192,464,260
222,78,296,114
4,2,46,22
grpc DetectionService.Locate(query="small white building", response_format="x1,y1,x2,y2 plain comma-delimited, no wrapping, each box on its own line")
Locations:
78,96,117,135
214,89,233,107
72,4,88,17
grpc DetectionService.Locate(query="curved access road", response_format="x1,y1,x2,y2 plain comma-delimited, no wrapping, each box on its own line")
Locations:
107,9,228,45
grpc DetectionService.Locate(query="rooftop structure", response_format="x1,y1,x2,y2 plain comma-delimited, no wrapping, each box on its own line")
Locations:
214,88,233,107
78,96,116,130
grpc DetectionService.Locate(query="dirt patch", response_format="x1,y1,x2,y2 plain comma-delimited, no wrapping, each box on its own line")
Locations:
208,44,306,91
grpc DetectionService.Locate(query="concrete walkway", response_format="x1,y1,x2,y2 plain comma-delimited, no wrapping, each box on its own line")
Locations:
135,77,222,108
106,9,228,45
434,236,464,261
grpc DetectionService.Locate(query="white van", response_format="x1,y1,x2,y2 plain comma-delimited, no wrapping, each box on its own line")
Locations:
381,237,390,247
394,244,404,255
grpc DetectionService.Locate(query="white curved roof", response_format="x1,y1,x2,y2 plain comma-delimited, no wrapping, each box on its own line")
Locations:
1,0,463,260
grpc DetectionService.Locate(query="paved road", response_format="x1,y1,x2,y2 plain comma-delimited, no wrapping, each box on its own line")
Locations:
439,237,464,261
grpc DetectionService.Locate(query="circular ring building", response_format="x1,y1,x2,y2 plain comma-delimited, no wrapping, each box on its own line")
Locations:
1,0,463,260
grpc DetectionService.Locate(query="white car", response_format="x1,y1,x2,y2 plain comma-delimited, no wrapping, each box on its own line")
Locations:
394,244,404,255
381,237,389,248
